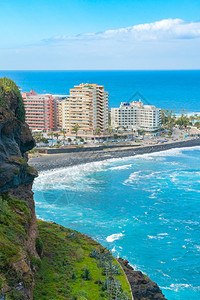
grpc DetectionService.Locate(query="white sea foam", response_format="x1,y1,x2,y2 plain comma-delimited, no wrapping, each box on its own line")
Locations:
147,233,168,240
111,246,116,253
158,233,168,236
162,283,200,292
34,145,200,194
110,164,132,170
106,233,124,242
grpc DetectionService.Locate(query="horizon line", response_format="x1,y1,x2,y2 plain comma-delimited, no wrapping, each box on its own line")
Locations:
1,69,200,72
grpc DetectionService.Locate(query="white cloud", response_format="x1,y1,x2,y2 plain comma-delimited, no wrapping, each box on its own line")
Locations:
1,19,200,69
46,19,200,43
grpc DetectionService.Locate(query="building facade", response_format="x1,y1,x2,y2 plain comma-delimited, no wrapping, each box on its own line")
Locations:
61,83,109,135
111,100,161,131
22,90,57,131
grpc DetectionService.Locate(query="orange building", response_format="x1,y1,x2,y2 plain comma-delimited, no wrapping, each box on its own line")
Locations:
22,89,57,131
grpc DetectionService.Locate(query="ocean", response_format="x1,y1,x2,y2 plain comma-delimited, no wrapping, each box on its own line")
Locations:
33,147,200,300
0,70,200,112
1,70,200,299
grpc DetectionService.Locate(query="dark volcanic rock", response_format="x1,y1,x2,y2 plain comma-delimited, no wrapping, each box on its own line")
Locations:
118,258,167,300
0,79,37,193
0,79,39,299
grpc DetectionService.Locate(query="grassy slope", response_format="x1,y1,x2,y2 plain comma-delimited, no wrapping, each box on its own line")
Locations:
0,195,32,299
0,195,131,300
35,220,131,300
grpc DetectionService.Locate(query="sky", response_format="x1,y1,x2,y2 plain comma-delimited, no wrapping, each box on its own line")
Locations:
0,0,200,70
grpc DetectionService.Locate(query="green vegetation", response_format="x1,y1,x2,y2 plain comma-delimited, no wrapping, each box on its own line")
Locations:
34,221,131,300
0,195,131,299
0,194,31,298
161,108,196,129
9,156,27,166
0,77,25,122
73,124,80,138
13,169,20,175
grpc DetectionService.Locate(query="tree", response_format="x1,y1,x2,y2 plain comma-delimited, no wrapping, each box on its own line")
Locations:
176,114,190,129
107,127,112,134
95,127,101,135
195,122,200,128
61,129,66,142
34,132,43,143
41,137,49,144
73,124,79,138
47,131,54,147
54,133,60,143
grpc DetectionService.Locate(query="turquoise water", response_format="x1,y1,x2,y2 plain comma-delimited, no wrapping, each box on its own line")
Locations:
0,70,200,112
33,147,200,300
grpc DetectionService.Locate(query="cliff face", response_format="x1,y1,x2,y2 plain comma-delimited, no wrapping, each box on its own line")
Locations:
118,258,167,300
0,78,39,299
0,78,36,193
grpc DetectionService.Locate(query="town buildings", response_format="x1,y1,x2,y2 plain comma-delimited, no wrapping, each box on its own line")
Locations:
22,86,160,135
22,90,67,131
111,100,161,132
61,83,109,136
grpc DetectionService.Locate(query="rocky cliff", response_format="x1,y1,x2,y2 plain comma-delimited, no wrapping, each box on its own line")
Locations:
0,78,39,299
118,258,167,300
0,78,37,193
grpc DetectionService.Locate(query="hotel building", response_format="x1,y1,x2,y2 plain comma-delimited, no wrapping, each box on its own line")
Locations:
22,90,57,131
111,100,161,132
61,83,109,135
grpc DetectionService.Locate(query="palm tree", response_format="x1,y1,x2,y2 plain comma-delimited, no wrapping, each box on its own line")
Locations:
47,131,54,146
60,129,66,144
54,133,60,144
95,127,101,143
73,124,79,138
107,127,112,135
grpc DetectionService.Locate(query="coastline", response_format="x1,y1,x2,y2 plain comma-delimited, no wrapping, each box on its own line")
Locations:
29,137,200,172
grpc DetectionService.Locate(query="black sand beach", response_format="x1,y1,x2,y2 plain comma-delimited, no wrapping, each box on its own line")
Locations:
29,138,200,172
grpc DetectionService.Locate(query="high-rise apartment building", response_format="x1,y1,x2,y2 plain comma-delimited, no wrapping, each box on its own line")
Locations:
61,83,109,135
111,100,161,131
22,90,57,131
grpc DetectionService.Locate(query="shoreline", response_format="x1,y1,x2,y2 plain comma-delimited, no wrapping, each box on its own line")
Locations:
29,137,200,172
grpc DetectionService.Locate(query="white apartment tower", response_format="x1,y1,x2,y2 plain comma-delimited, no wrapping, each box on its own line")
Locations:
61,83,109,135
111,100,161,132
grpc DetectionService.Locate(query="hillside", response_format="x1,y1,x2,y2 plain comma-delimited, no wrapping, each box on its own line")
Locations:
0,194,131,299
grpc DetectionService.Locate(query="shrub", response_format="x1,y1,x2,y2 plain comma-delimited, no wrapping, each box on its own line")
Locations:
13,169,20,175
0,77,25,122
30,256,41,270
75,248,84,261
35,237,44,257
81,267,91,281
0,275,4,289
72,290,88,300
6,288,23,300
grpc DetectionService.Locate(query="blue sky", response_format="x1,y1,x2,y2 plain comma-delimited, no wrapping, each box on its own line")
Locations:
0,0,200,70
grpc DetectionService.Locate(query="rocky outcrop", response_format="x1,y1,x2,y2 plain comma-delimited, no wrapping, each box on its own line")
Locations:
0,78,37,193
118,258,167,300
0,78,38,299
8,183,39,258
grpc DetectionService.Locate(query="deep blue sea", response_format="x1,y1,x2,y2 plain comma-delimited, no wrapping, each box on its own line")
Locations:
0,70,200,112
33,147,200,300
1,71,200,299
